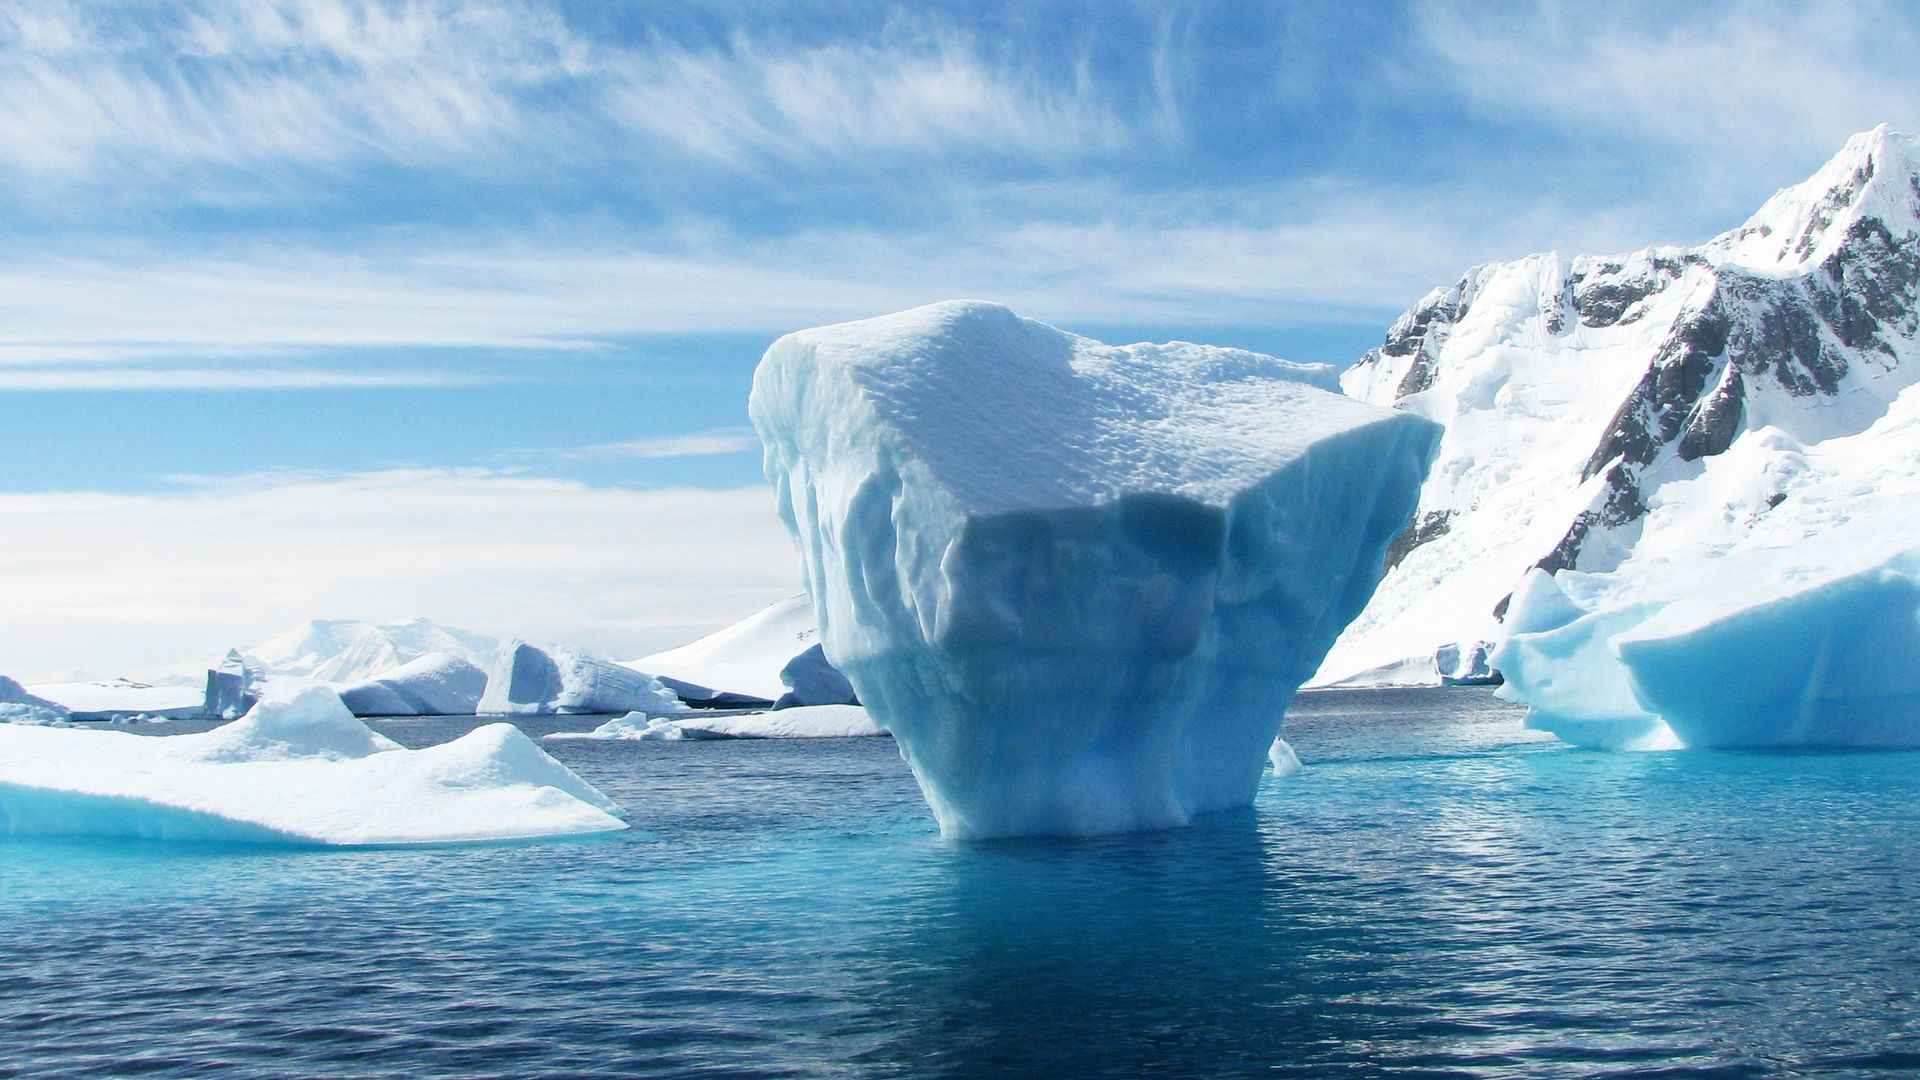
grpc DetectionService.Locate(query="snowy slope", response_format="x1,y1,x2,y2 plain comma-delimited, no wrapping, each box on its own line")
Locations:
244,617,498,684
1318,125,1920,685
628,595,817,703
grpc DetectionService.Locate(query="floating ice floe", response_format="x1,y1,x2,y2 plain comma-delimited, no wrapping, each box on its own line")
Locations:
750,300,1438,837
550,704,885,742
0,685,625,844
479,640,685,716
0,677,70,726
339,652,489,716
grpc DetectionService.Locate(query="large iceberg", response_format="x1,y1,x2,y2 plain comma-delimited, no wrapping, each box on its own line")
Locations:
0,677,70,726
479,640,685,716
339,652,489,716
203,649,259,720
0,684,624,844
749,301,1439,837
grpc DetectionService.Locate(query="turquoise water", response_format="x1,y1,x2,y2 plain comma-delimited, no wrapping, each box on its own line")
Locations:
5,688,1920,1077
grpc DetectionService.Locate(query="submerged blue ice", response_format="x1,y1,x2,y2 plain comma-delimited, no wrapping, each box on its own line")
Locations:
750,301,1439,837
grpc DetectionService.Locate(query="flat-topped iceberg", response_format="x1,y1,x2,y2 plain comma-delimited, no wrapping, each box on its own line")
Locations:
339,652,488,716
0,685,624,844
552,703,885,742
479,640,685,716
749,301,1439,837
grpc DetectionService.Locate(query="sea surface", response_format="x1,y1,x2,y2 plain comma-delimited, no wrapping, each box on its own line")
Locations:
4,688,1919,1078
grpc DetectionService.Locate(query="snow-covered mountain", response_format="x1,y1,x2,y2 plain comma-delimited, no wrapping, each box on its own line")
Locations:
1316,124,1920,685
243,617,499,685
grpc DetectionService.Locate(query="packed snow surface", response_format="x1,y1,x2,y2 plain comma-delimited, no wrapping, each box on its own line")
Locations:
550,704,885,742
1496,376,1920,748
750,300,1439,837
630,595,816,704
0,685,624,844
339,652,488,716
0,677,69,726
480,641,685,716
1319,126,1920,687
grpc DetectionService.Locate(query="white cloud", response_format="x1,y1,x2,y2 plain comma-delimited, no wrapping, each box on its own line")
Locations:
543,428,762,462
0,468,800,681
0,1,1142,186
1417,2,1920,214
0,366,498,391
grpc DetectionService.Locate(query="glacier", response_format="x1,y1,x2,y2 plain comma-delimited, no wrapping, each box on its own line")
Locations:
1496,372,1920,748
339,652,488,716
551,704,885,742
244,616,499,685
750,300,1439,837
479,640,686,716
0,684,625,844
1317,125,1920,688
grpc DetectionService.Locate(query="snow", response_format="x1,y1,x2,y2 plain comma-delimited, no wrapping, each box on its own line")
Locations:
750,300,1439,837
1497,376,1920,748
0,677,69,726
244,617,498,685
550,704,885,742
1319,126,1920,687
479,640,686,716
630,595,816,705
0,684,625,844
339,652,488,716
27,679,204,721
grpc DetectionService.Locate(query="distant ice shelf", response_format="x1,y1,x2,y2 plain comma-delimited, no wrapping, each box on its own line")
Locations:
548,704,885,742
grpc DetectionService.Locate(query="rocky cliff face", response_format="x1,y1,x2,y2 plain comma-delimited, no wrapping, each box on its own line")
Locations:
1317,125,1920,685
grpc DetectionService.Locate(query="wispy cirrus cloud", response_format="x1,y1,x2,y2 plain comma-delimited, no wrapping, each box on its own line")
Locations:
0,0,1153,193
538,428,762,462
0,366,500,391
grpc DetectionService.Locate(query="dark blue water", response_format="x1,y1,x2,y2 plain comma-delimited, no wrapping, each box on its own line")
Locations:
5,688,1920,1078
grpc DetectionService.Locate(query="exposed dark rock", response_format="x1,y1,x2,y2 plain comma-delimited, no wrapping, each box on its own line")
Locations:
1678,366,1745,460
1383,509,1455,572
1535,463,1646,577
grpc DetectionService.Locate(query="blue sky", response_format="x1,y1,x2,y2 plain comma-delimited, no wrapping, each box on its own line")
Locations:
5,0,1917,677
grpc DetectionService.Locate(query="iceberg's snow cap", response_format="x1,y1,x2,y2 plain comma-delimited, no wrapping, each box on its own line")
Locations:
631,594,815,704
0,685,624,844
750,301,1439,837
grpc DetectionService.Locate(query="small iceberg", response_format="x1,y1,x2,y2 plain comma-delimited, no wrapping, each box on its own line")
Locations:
339,652,489,716
550,704,886,742
0,677,70,726
478,640,685,716
0,684,625,845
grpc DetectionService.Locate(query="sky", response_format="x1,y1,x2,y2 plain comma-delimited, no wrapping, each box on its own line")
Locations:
5,0,1918,679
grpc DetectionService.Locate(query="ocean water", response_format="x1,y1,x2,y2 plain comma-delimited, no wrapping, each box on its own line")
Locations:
5,688,1920,1078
